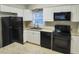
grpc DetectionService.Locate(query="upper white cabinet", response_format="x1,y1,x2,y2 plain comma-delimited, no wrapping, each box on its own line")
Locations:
16,8,23,17
43,5,71,21
23,30,28,43
52,5,71,12
0,5,17,13
51,5,79,22
0,5,24,17
52,5,71,21
23,9,32,21
43,7,53,21
71,36,79,54
71,5,79,22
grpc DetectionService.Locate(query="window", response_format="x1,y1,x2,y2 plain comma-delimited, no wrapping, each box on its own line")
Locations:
32,9,44,28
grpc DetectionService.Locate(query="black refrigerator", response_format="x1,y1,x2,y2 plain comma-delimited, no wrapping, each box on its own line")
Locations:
1,17,23,47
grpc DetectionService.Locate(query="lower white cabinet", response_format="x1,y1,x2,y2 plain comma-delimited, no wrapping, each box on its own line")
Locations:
23,30,28,43
71,36,79,54
33,31,40,45
27,30,34,43
24,30,40,45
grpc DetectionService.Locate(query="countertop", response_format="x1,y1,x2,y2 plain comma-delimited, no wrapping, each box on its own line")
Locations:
24,27,79,36
24,26,54,32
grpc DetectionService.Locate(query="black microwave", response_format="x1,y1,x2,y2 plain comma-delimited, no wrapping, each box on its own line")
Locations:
54,12,71,21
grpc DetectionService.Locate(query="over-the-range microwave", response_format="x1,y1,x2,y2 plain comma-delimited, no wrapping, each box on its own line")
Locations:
54,12,71,21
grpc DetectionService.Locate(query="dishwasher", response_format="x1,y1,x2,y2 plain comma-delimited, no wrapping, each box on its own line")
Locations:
40,31,52,49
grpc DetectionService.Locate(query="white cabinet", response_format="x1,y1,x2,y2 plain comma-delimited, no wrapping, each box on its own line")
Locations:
16,8,23,17
33,31,40,45
24,30,40,45
52,5,71,21
0,5,23,17
23,30,28,43
71,5,79,22
23,30,34,43
52,5,71,12
71,36,79,54
26,30,34,43
23,9,32,21
43,7,53,21
0,5,17,13
51,5,79,22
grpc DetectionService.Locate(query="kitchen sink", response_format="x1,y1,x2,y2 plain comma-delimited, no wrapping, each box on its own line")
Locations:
30,27,41,29
30,27,42,31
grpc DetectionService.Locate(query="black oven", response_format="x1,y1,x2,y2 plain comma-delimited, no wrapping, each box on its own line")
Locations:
54,12,71,21
52,25,71,54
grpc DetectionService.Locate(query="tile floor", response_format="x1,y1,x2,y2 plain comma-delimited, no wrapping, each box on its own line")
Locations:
0,42,61,54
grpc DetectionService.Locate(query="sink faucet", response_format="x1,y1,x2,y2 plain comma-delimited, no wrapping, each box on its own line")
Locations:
37,24,39,28
32,23,41,29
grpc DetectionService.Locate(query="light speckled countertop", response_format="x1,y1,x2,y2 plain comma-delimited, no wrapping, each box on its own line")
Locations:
24,26,54,32
24,27,79,36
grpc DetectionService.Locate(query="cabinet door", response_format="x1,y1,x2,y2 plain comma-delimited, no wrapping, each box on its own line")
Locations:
23,30,27,43
52,5,71,21
71,36,79,54
52,5,71,12
0,5,23,17
0,5,17,13
27,30,34,43
33,31,40,45
17,9,23,17
71,5,79,22
43,8,53,21
23,10,32,21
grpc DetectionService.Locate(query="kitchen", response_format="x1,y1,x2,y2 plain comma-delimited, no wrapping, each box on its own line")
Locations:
0,4,79,54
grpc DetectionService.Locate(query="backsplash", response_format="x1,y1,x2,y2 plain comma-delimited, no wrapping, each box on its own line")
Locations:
71,22,79,33
23,21,32,28
45,21,79,33
23,21,79,34
45,21,71,26
77,24,79,33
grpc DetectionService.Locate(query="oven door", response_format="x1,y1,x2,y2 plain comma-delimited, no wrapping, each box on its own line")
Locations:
53,36,70,49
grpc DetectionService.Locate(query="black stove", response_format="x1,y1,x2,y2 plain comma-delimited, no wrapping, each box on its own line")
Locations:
52,25,71,54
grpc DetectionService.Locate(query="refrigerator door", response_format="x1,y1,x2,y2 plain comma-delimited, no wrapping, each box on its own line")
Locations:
16,17,23,44
1,17,23,47
1,17,13,47
12,17,23,44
